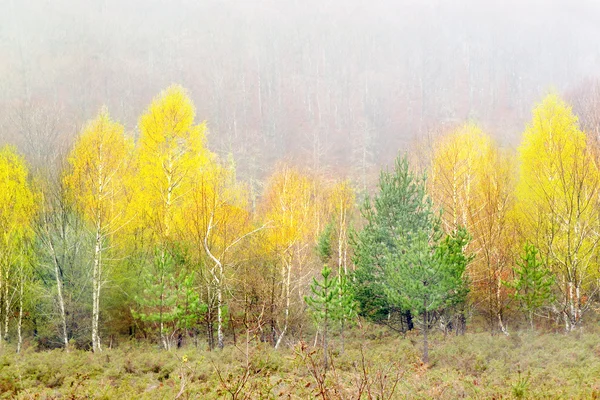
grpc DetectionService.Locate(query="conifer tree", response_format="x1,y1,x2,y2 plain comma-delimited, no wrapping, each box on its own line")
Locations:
354,154,471,364
506,243,555,331
305,265,339,370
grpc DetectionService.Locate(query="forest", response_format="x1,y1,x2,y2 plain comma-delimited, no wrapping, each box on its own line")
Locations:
2,0,600,398
1,85,600,398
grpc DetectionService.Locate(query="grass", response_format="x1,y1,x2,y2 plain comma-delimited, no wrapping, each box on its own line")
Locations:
1,325,600,399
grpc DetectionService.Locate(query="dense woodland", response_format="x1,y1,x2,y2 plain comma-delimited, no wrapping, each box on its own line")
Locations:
1,83,600,366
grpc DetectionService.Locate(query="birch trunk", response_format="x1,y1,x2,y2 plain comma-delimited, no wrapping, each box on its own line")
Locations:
91,225,102,353
202,216,225,350
275,260,292,349
44,211,70,351
0,272,3,349
17,273,23,353
4,270,9,342
497,275,509,335
55,261,69,351
217,269,224,349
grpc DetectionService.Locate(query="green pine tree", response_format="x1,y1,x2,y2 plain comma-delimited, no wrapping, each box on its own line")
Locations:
132,247,206,350
315,223,357,354
354,154,471,364
506,243,555,330
305,265,339,370
351,155,433,330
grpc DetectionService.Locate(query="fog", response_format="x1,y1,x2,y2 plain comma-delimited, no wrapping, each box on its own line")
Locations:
2,0,600,179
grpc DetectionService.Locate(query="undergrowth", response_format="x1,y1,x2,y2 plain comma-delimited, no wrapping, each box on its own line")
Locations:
1,326,599,399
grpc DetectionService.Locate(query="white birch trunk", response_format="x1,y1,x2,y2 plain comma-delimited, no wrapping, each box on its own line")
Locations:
275,260,292,349
0,272,3,349
91,225,102,352
56,264,69,351
17,272,23,353
4,270,9,342
217,269,224,349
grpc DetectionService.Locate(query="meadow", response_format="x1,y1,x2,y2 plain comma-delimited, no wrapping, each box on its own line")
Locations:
1,324,599,399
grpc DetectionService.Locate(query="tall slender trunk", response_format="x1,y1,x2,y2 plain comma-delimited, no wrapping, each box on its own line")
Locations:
53,254,69,351
270,272,276,346
17,273,23,353
575,284,581,327
202,214,226,350
568,281,575,330
0,271,3,349
158,253,170,351
422,302,429,364
275,260,292,349
45,212,70,351
497,277,509,336
529,310,534,331
216,265,224,349
4,269,9,342
91,225,102,353
323,306,329,371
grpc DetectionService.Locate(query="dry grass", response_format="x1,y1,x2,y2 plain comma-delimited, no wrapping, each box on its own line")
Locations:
1,325,600,399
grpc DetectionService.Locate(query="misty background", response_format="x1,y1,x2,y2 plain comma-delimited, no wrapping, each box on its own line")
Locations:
2,0,600,184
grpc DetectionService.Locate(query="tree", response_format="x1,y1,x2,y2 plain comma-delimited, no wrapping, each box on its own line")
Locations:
0,146,37,352
134,85,210,246
185,160,262,350
430,124,516,334
133,248,205,350
305,265,338,370
506,243,555,331
354,155,470,363
259,166,321,348
313,222,357,354
385,226,471,364
131,85,211,348
352,156,434,332
515,94,600,331
64,108,132,352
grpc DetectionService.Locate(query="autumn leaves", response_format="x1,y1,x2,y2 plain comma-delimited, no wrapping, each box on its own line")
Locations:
59,85,354,351
0,86,597,354
428,94,600,332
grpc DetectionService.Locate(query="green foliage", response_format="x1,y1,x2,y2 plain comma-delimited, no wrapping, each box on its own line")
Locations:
352,155,436,325
316,221,334,263
132,247,207,348
353,155,470,321
384,226,471,320
353,154,471,362
337,271,358,326
505,243,555,329
305,265,339,325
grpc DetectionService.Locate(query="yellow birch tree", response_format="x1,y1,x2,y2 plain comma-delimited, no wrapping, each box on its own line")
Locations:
430,124,516,334
516,94,600,331
0,146,37,351
64,109,133,352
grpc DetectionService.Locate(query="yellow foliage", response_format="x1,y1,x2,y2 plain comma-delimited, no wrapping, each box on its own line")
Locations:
185,159,251,263
260,166,319,255
430,124,517,329
430,123,494,231
64,108,133,232
0,146,37,246
134,85,212,244
515,94,600,327
517,94,596,213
